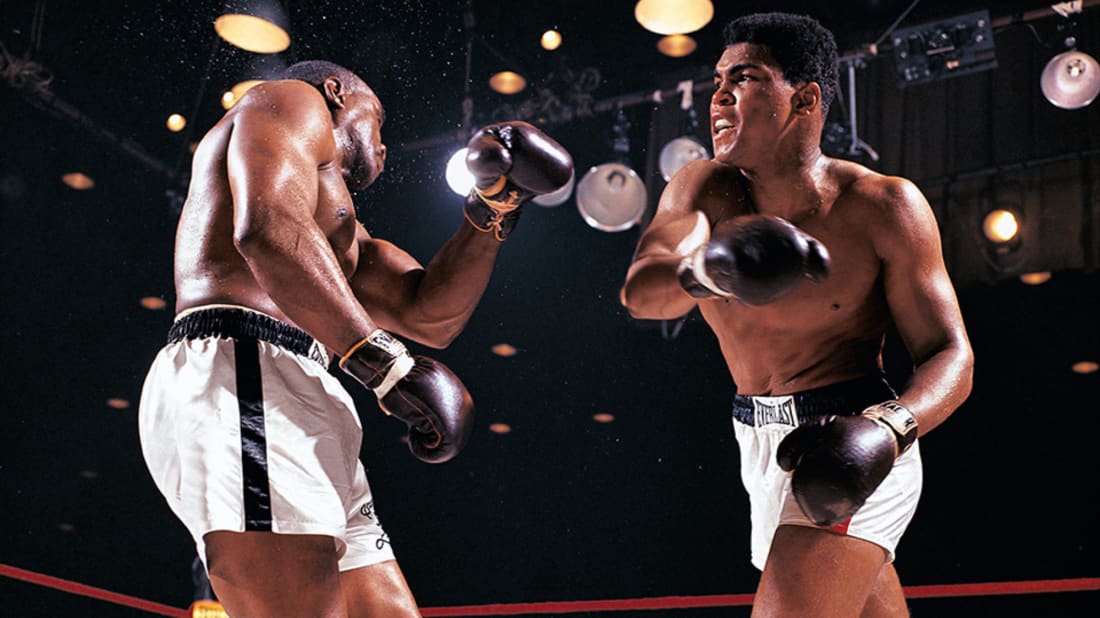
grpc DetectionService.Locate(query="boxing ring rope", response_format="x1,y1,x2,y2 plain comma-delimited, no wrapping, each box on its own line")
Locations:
3,563,1097,616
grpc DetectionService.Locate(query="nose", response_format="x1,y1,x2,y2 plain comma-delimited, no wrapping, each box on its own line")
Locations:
712,80,735,106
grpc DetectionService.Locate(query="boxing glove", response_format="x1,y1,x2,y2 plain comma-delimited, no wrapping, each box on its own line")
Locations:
677,215,830,306
464,121,574,241
776,401,918,526
339,330,475,464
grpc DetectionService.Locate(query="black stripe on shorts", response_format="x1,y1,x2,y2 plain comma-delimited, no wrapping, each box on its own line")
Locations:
234,337,272,531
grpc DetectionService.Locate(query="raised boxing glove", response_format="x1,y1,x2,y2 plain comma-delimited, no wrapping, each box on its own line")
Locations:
677,215,830,306
340,330,475,464
776,401,918,526
464,121,573,241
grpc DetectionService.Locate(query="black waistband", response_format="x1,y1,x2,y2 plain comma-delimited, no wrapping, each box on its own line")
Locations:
168,307,329,366
731,376,897,427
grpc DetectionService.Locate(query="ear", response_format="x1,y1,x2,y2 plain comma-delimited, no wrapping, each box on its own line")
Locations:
792,82,822,116
322,76,346,109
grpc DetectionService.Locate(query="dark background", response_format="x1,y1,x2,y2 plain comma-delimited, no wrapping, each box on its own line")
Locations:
2,1,1098,615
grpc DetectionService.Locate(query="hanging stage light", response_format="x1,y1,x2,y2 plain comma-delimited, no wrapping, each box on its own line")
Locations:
214,0,291,54
1041,3,1100,110
659,80,709,182
634,0,713,36
576,163,647,232
659,136,708,182
576,107,647,231
1041,49,1100,109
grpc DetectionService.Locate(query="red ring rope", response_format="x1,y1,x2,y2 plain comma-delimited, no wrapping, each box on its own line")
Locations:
3,563,1097,616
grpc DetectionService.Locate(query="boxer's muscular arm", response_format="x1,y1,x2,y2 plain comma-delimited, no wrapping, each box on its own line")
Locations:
349,222,502,349
873,176,974,436
621,160,742,319
227,82,377,353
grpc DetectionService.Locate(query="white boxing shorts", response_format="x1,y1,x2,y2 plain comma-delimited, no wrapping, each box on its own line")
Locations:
138,305,395,571
731,376,922,570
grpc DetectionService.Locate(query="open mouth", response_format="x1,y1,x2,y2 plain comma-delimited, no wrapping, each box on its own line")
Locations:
713,118,736,135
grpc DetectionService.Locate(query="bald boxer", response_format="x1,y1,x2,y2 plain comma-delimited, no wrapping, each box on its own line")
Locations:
139,60,572,617
622,13,973,617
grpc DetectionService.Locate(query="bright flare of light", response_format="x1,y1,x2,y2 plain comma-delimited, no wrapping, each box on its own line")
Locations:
445,147,475,196
634,0,713,35
541,29,562,51
982,209,1019,243
489,423,512,434
167,113,187,132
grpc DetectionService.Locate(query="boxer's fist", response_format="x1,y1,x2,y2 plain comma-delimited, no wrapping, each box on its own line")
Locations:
464,121,573,240
340,331,474,463
776,402,917,526
677,215,829,305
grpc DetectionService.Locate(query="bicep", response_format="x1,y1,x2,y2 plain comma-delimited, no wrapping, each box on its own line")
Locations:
878,181,967,363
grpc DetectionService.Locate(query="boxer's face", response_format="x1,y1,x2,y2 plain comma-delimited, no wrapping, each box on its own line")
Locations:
710,43,800,167
335,84,387,190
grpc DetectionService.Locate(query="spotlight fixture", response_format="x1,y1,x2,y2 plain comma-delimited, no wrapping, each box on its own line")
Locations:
982,208,1020,244
1042,2,1100,109
576,107,647,232
61,172,94,190
1041,49,1100,109
541,29,562,51
221,79,263,109
659,80,709,181
576,163,647,232
657,34,697,58
489,70,527,95
166,113,187,132
214,0,291,53
634,0,713,35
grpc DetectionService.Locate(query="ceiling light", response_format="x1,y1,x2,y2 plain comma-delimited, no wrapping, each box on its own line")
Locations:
982,209,1019,243
445,147,475,195
634,0,713,35
541,29,562,51
489,423,512,434
140,296,168,310
576,163,647,232
61,172,94,190
166,113,187,132
658,136,708,181
1019,272,1051,285
657,34,697,58
106,398,131,410
1041,49,1100,109
214,0,291,53
489,70,527,95
592,413,615,423
491,343,518,357
1072,361,1099,374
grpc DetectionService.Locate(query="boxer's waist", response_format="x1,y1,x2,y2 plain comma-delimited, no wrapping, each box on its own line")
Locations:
731,375,897,427
168,305,330,367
